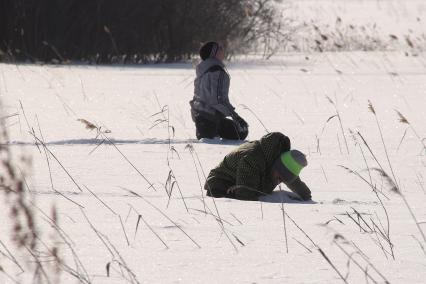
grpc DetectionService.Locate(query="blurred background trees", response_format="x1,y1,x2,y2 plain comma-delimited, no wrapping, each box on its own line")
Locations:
0,0,283,63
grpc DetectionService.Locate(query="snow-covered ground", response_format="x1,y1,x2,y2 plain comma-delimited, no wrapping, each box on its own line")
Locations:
1,1,426,284
283,0,426,51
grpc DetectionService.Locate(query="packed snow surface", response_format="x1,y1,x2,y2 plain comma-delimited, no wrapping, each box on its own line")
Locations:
1,50,425,283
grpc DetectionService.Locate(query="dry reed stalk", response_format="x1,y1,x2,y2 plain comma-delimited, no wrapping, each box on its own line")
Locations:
101,133,156,191
411,235,426,257
121,187,201,249
316,115,338,155
232,233,245,247
184,143,239,251
185,144,207,213
164,169,189,213
80,209,140,283
188,208,234,226
230,213,243,225
395,110,426,152
321,165,328,183
368,102,426,247
415,173,425,195
396,127,409,152
278,185,289,253
0,266,20,284
19,101,41,153
292,237,312,253
103,26,120,57
240,104,269,133
86,185,133,247
78,116,157,187
0,239,24,272
284,210,347,282
334,235,390,283
35,116,55,192
0,113,19,120
32,202,90,283
30,134,83,193
130,205,169,249
367,101,398,189
84,185,116,215
326,96,349,154
317,248,349,284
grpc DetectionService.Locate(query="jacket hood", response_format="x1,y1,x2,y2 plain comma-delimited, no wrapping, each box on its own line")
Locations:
258,132,291,168
196,58,225,77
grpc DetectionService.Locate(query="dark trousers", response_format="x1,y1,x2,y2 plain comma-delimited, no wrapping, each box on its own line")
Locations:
194,116,248,140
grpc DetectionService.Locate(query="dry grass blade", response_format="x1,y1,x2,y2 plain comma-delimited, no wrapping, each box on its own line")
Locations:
164,169,189,212
325,95,334,105
0,239,24,272
185,144,206,213
81,209,140,283
119,215,130,246
411,235,426,257
326,114,338,124
292,237,312,253
84,185,116,215
122,187,201,249
0,266,20,284
370,168,400,194
325,96,349,154
132,210,169,249
318,248,348,284
240,104,269,133
334,235,390,283
232,233,245,247
184,143,238,251
30,133,84,193
77,118,97,130
395,109,425,151
367,100,375,114
106,262,111,277
102,134,156,191
278,185,289,253
230,213,243,225
1,113,19,120
395,110,409,124
396,127,409,152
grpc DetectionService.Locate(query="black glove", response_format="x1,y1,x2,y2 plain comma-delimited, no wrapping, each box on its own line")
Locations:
231,113,248,132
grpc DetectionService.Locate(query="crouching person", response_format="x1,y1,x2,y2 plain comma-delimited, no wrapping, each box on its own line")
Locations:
204,132,312,201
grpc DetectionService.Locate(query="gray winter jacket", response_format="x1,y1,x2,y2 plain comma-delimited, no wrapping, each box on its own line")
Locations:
190,58,235,119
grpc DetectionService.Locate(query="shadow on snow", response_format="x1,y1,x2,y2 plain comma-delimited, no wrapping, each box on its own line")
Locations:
259,190,317,204
6,137,246,146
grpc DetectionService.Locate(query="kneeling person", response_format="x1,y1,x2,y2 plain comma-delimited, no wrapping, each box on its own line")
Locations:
204,132,311,201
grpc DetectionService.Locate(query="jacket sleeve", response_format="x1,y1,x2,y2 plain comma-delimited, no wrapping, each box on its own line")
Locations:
285,177,312,200
209,70,235,116
236,158,260,188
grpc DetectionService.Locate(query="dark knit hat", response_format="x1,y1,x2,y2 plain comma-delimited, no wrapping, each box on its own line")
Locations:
273,150,307,183
199,41,220,61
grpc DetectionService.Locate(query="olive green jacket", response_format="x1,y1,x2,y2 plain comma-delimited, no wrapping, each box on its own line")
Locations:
205,132,311,200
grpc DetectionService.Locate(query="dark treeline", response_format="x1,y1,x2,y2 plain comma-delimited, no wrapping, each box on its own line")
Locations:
0,0,281,63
